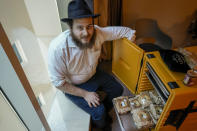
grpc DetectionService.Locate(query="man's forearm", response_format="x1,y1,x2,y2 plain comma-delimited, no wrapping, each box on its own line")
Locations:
57,82,87,98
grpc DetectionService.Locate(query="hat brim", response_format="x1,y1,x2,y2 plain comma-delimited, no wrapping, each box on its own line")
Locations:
61,14,100,22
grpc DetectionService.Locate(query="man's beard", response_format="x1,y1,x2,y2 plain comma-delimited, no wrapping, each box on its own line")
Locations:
71,29,96,49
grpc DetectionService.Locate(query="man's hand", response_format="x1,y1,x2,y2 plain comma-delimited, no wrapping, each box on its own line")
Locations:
84,91,100,108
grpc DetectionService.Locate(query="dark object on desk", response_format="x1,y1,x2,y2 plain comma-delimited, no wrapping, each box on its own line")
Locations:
159,49,190,73
135,18,172,49
139,43,162,52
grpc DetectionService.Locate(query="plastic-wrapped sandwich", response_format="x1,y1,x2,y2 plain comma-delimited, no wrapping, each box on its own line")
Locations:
113,96,131,114
129,96,142,110
138,91,152,108
132,108,154,129
149,104,163,123
149,90,163,105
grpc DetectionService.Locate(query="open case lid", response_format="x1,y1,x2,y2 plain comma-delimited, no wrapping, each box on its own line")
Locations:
112,38,144,94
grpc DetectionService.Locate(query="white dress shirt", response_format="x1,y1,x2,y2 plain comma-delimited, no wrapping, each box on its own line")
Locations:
48,25,135,87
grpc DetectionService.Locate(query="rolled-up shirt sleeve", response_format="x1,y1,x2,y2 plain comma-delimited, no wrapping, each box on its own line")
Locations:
96,26,136,42
48,47,70,87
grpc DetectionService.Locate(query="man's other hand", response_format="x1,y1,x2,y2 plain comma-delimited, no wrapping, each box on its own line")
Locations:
84,91,100,108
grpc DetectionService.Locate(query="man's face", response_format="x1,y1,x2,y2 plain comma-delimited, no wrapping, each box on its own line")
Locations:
72,17,95,48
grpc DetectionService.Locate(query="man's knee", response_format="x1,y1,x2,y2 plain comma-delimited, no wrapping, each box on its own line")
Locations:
91,104,106,128
91,104,106,120
113,81,124,97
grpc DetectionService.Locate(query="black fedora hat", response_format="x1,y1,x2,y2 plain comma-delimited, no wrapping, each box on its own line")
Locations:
61,0,100,22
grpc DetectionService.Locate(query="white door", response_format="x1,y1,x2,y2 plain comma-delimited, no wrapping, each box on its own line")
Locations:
0,87,28,131
0,43,45,131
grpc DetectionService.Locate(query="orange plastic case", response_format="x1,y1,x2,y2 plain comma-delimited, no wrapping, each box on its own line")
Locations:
112,38,197,131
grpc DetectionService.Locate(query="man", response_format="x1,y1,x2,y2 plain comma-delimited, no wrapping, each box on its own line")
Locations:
48,0,136,130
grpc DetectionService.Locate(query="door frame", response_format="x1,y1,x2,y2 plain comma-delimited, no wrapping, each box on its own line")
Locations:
0,23,50,131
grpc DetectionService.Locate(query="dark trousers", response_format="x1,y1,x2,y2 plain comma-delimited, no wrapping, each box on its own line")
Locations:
65,69,123,128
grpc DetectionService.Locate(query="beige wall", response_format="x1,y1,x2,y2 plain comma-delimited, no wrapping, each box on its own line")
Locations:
122,0,197,48
0,0,34,39
24,0,62,72
0,0,54,87
24,0,62,36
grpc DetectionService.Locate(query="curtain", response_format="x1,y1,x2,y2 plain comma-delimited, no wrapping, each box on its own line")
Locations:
108,0,122,26
94,0,122,60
